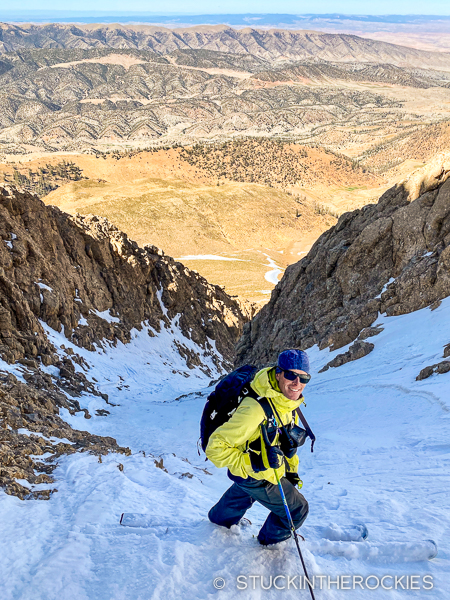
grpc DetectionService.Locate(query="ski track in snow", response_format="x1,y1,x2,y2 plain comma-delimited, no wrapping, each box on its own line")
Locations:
1,299,450,599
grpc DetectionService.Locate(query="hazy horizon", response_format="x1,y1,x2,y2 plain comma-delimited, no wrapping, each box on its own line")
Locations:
2,10,450,21
2,11,450,26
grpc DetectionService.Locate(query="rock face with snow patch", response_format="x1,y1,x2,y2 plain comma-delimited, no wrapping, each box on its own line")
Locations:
0,370,130,500
0,184,251,369
0,184,252,499
237,153,450,365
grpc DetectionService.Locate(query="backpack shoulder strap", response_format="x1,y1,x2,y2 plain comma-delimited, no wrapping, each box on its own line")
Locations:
243,385,316,453
295,407,316,453
254,396,275,424
241,384,275,425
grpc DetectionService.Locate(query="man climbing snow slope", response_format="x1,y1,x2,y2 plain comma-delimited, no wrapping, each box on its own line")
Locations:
206,349,311,546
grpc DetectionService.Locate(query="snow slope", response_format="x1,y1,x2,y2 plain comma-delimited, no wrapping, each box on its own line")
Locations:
1,298,450,599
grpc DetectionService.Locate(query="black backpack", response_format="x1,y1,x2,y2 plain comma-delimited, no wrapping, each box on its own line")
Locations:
199,364,316,454
200,365,263,452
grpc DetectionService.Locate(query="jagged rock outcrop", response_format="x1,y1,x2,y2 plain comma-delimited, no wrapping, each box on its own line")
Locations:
236,153,450,365
318,340,374,373
416,342,450,380
0,184,252,368
417,361,450,380
0,184,252,499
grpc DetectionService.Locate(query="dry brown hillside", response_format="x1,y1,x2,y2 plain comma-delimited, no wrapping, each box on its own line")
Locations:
359,120,450,175
3,147,333,303
44,177,327,255
3,140,433,303
179,139,381,189
2,142,381,192
42,173,334,303
2,41,450,154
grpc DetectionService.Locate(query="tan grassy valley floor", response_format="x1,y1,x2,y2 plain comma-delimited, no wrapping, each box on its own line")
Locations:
0,148,434,303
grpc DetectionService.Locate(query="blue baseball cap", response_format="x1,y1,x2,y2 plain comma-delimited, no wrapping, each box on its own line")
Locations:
276,349,310,374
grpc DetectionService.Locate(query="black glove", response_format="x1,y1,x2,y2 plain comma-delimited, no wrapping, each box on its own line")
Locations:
250,446,284,472
266,445,285,469
285,472,303,488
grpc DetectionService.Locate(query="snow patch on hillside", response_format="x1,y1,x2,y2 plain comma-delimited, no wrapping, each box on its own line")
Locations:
263,253,284,285
91,309,120,324
37,281,53,293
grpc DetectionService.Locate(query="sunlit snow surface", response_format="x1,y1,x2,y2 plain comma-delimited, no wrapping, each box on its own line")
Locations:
1,299,450,599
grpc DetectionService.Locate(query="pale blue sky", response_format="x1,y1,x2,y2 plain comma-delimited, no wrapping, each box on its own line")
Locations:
4,1,450,15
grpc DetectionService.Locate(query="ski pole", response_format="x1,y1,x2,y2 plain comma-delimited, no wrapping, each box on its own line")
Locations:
274,468,316,600
263,423,316,600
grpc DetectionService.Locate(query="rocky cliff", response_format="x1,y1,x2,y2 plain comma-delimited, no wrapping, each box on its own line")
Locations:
236,154,450,365
0,184,252,499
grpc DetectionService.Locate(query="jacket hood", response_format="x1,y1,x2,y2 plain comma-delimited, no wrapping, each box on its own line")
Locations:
251,367,304,415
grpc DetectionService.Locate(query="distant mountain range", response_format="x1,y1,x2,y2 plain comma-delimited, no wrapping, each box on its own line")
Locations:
1,24,450,150
1,23,449,68
0,23,449,163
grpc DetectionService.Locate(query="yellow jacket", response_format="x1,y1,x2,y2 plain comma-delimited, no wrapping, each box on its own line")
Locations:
205,367,305,485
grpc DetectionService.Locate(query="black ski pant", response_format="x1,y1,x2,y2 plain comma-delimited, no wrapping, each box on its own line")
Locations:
208,477,309,545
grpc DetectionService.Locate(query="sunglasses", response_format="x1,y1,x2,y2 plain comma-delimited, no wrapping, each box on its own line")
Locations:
281,370,311,384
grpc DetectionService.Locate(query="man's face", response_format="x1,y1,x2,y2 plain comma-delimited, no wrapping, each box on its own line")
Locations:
275,369,308,401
